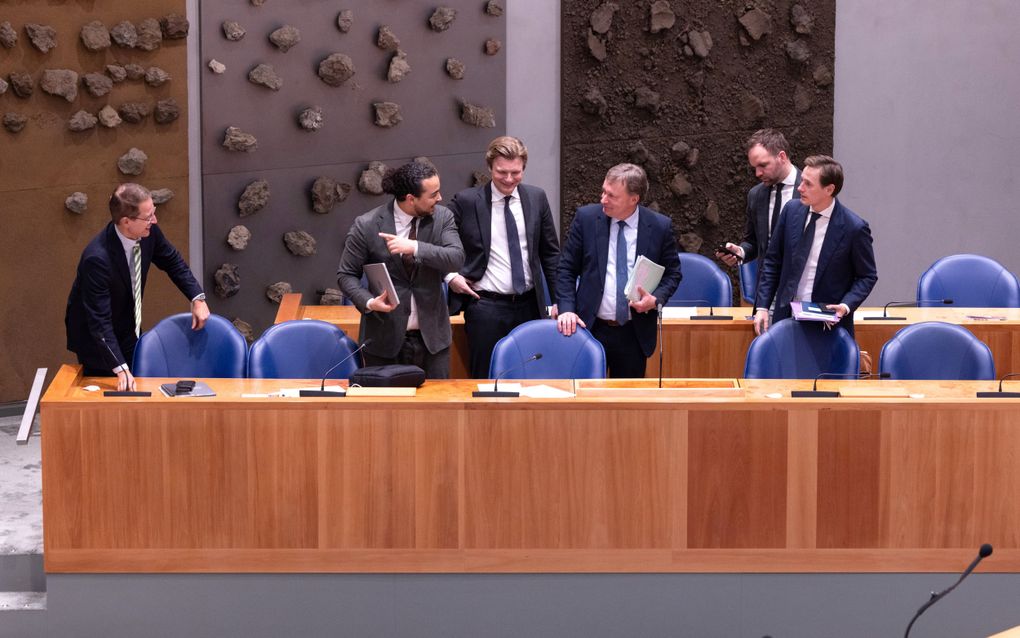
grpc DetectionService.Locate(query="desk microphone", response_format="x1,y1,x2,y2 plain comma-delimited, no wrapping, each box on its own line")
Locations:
903,543,993,638
473,353,543,398
791,372,890,398
99,335,151,397
671,299,733,321
863,298,953,321
977,372,1020,398
300,338,372,397
657,303,664,389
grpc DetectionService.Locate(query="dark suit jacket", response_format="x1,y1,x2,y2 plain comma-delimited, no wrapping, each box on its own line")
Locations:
65,222,204,370
337,202,465,358
446,182,560,316
754,199,878,335
739,169,802,264
556,204,682,357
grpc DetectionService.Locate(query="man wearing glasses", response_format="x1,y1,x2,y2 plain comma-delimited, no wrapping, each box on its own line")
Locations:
65,183,209,391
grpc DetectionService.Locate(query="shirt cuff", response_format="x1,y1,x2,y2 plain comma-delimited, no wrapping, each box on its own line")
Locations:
191,293,206,303
113,363,129,374
444,272,457,284
412,240,419,257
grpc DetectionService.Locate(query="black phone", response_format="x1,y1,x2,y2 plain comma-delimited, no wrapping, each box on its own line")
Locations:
714,244,741,259
175,379,197,394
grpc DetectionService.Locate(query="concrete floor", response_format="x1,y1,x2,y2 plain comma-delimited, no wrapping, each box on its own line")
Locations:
0,413,42,557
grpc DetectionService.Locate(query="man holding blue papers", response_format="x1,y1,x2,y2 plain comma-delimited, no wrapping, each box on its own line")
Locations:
556,163,682,378
753,155,878,336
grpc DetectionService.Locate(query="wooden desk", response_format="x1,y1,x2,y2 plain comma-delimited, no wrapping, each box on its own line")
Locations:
278,294,1020,379
42,365,1020,574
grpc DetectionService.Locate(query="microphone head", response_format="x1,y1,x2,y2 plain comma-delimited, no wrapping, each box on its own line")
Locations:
532,353,543,361
878,372,891,379
979,543,993,558
943,299,953,304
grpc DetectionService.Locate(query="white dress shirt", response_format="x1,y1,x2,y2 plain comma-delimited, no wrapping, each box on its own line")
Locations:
597,208,639,321
768,167,800,235
114,225,142,297
392,202,421,331
474,186,532,294
794,199,836,302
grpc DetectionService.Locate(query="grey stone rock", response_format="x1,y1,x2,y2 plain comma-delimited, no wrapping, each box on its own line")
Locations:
145,67,171,87
25,23,57,53
429,7,457,32
233,318,254,344
373,102,402,128
320,288,343,305
649,1,675,34
118,102,151,124
124,64,145,80
68,110,98,132
238,179,270,216
587,31,607,62
283,230,316,257
65,192,88,214
41,70,79,102
358,161,389,195
669,173,693,197
222,21,245,41
0,21,17,48
793,83,812,113
223,126,257,152
790,4,814,35
0,78,7,95
629,141,650,165
160,14,189,39
590,3,618,35
581,86,608,117
150,188,174,204
269,25,300,52
3,112,28,133
460,102,496,128
705,200,720,226
685,147,700,168
98,105,122,128
80,21,111,51
117,147,148,176
154,98,180,125
387,50,411,83
111,21,137,48
679,232,703,253
9,71,33,98
298,106,323,131
738,8,772,41
251,0,266,5
214,264,241,298
83,72,113,98
633,86,660,114
484,39,501,55
318,53,355,87
486,1,504,17
377,25,400,50
311,177,352,213
208,60,226,74
688,30,712,58
445,57,465,79
785,39,810,63
248,64,281,90
741,92,765,123
682,44,693,57
472,171,491,187
266,282,292,304
106,65,127,83
813,64,833,87
670,141,691,162
227,225,251,250
136,18,163,51
337,10,354,33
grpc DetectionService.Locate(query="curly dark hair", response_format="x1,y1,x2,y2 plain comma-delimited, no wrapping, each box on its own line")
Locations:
381,161,438,200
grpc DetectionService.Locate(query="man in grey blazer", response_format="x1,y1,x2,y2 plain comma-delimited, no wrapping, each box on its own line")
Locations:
337,161,465,378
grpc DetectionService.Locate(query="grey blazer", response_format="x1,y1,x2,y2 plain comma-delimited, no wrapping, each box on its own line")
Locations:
337,201,465,358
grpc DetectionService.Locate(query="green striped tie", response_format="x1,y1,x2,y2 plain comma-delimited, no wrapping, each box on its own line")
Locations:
132,242,142,337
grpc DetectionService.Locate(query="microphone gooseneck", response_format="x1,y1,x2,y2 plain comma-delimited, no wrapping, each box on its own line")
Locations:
657,303,664,389
320,338,373,390
876,298,954,318
811,371,891,392
903,544,993,638
492,353,543,394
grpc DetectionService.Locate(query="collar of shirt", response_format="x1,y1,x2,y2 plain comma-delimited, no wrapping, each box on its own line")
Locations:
781,166,798,188
617,206,640,229
392,200,415,232
113,224,140,251
491,186,519,205
809,198,836,219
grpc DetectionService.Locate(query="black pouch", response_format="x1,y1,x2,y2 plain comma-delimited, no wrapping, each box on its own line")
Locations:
348,365,426,387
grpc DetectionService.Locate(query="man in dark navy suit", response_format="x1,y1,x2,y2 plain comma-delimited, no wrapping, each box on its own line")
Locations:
446,136,560,378
753,155,878,336
65,183,208,391
556,163,682,378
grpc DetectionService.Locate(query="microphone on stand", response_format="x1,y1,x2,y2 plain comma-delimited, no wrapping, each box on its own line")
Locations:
300,339,372,397
903,544,993,638
99,335,151,397
976,372,1020,398
657,303,664,389
670,299,733,321
863,298,953,321
473,353,543,398
791,371,890,398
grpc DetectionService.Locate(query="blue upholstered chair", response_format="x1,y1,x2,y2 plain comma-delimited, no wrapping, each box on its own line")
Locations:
917,254,1020,307
132,313,248,378
488,319,606,379
744,319,860,379
879,321,995,380
248,320,360,379
738,259,758,305
667,253,733,307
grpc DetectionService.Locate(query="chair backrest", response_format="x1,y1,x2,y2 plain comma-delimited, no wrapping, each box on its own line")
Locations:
917,254,1020,308
668,253,733,308
133,313,248,378
879,321,995,380
248,320,360,379
488,319,606,379
744,319,860,379
738,259,758,305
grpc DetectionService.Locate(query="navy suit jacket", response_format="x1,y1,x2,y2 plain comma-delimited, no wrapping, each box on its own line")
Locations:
556,204,682,357
446,182,560,316
739,169,802,265
754,199,878,335
65,223,204,370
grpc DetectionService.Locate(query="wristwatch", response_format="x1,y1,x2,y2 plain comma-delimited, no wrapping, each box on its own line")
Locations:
193,293,207,302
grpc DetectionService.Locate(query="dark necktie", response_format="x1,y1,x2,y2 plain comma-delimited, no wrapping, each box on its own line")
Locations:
615,220,629,324
788,212,821,288
402,217,417,277
502,195,526,294
769,183,783,238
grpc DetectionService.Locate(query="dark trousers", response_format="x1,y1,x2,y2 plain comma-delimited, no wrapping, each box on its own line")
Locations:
463,291,541,379
363,330,451,379
591,319,647,379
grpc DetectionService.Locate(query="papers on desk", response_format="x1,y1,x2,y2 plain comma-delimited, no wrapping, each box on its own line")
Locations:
660,306,699,319
624,256,664,302
241,385,345,398
966,314,1007,321
853,310,885,320
474,383,575,398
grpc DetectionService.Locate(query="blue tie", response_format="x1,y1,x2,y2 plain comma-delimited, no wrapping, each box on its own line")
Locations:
615,220,629,324
503,195,527,294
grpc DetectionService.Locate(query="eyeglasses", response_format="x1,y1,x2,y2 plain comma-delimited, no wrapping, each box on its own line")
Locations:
132,213,157,225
